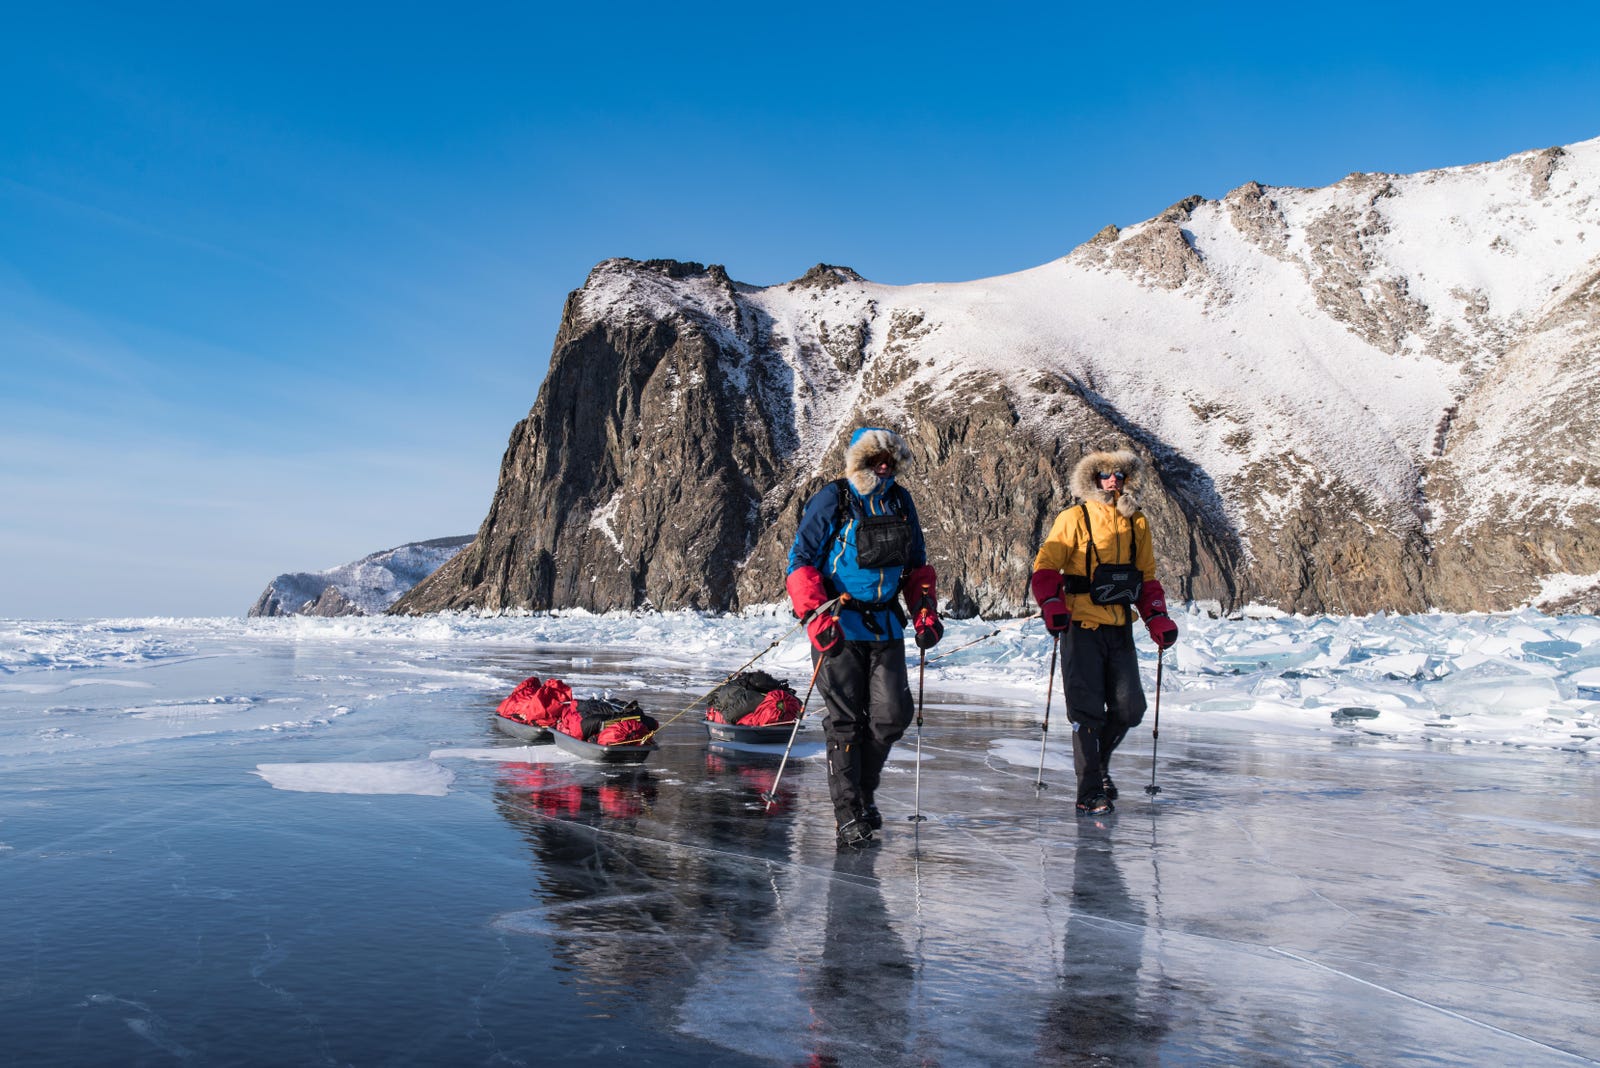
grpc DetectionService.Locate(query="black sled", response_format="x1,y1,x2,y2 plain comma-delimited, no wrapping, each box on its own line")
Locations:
550,730,659,765
704,718,798,745
493,714,553,744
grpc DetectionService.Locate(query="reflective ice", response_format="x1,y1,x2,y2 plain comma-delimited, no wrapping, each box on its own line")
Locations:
1,611,1597,1065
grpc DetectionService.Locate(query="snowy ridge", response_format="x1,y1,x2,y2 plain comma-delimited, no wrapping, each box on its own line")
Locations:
578,138,1600,540
248,536,472,617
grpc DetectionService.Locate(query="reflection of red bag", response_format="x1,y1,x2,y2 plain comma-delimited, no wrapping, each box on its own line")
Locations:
737,689,801,727
506,765,580,815
497,676,574,728
597,783,643,819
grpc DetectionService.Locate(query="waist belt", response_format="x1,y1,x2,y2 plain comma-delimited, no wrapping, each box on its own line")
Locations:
840,596,909,636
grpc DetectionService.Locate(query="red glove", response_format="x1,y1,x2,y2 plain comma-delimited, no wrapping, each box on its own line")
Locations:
807,612,841,654
1030,569,1071,633
913,607,943,649
786,566,828,618
1137,580,1177,648
788,567,840,653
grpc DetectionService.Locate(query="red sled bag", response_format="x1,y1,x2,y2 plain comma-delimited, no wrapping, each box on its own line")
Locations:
595,713,658,746
737,688,802,726
498,677,575,728
558,699,659,745
705,670,800,726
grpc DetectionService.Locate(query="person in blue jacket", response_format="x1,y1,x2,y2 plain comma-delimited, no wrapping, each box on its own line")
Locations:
786,427,944,847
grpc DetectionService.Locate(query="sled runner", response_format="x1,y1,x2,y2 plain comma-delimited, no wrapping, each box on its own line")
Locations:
704,718,797,745
493,714,553,744
550,729,659,764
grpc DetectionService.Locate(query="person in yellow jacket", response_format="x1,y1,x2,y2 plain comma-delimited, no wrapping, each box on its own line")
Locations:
1031,449,1178,815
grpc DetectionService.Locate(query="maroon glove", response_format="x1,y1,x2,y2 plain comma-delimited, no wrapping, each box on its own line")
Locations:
901,565,941,647
913,607,943,649
902,564,938,614
1030,568,1072,633
1137,579,1177,648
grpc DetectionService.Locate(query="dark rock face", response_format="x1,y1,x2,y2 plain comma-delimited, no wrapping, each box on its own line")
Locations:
396,140,1600,619
395,262,795,613
393,261,1246,619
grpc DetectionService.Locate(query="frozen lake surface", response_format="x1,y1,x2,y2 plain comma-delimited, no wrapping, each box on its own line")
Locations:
2,609,1597,1066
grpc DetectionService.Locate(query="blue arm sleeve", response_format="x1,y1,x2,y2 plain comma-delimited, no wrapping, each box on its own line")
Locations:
787,483,842,573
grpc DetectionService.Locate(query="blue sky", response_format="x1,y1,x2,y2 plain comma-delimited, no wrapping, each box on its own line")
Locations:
4,2,1598,618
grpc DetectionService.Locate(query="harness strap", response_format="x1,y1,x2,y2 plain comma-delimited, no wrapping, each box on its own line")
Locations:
838,595,909,635
1080,501,1134,624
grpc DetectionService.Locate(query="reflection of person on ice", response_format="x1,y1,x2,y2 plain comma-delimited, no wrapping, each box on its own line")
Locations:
786,427,943,848
1030,449,1177,815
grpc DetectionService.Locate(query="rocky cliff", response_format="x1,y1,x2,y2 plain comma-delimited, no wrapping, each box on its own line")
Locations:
394,138,1600,618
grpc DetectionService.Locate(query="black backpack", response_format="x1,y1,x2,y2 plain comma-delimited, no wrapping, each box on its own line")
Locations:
708,670,794,724
827,478,913,569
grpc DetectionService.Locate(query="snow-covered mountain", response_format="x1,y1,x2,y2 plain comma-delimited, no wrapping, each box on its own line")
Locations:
397,138,1600,617
250,537,472,617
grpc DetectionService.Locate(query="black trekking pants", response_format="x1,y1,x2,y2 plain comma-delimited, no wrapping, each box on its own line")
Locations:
1060,621,1147,801
813,639,915,826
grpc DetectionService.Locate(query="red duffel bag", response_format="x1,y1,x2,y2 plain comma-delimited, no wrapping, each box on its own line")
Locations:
497,676,575,728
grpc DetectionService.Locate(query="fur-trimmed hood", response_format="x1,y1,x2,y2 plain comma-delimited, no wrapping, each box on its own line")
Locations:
844,427,913,495
1069,450,1144,518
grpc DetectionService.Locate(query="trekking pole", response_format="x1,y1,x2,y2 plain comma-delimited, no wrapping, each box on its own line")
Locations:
907,647,928,822
1033,630,1061,791
761,651,829,808
926,613,1039,665
1145,646,1165,797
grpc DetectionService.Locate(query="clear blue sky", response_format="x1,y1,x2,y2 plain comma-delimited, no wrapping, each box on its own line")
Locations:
4,1,1598,618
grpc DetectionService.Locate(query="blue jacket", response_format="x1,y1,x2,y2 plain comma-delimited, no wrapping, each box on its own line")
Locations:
787,477,928,641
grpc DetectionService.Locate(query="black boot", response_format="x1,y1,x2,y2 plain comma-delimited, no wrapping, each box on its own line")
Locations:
836,818,874,847
1076,793,1114,816
1100,771,1118,800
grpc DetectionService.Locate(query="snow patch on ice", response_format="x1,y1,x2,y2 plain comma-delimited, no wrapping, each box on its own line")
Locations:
253,760,454,795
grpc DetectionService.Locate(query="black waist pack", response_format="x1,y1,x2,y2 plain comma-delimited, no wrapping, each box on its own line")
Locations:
1078,502,1142,605
1089,563,1143,606
855,513,911,569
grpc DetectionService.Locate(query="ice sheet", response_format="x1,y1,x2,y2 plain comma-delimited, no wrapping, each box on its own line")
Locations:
1,611,1596,1064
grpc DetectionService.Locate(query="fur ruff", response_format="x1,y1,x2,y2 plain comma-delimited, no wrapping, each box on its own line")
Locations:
1069,450,1143,517
844,428,913,495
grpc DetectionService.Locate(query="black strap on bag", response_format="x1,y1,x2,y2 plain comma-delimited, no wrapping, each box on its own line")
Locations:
1079,503,1142,610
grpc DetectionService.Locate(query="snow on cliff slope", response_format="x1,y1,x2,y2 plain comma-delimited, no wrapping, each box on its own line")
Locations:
577,138,1600,537
249,537,473,617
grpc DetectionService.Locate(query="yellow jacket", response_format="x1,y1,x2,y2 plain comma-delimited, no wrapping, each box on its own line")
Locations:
1033,499,1154,628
